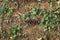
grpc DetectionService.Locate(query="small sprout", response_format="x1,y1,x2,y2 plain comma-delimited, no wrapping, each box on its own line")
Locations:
54,11,59,15
8,8,13,14
17,33,21,37
31,8,37,15
13,35,17,38
1,31,7,38
0,5,7,14
24,12,30,17
47,26,50,30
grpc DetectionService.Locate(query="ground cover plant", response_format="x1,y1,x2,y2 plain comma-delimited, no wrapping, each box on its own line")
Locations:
21,7,59,31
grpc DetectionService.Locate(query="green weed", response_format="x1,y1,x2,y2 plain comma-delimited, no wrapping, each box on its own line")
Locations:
0,26,27,40
22,7,59,31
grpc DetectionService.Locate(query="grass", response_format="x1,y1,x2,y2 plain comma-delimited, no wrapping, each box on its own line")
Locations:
20,7,59,31
0,26,27,40
0,0,60,40
0,6,59,40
